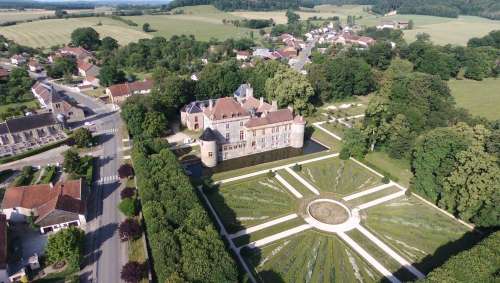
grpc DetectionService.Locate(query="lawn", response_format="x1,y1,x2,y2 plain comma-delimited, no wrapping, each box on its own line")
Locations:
448,78,500,120
0,17,151,48
232,217,306,247
299,158,382,197
363,195,476,274
0,9,101,24
363,151,413,187
345,186,402,208
321,122,346,139
205,176,297,233
243,230,385,283
0,100,39,119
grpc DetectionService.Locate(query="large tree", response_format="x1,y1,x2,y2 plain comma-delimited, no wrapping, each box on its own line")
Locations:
265,67,314,115
243,59,283,98
196,61,243,100
99,63,126,87
72,128,93,148
45,227,85,269
70,27,101,50
152,67,194,116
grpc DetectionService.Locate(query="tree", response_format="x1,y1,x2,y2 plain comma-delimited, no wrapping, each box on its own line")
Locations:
119,219,142,241
439,146,500,227
63,149,82,175
327,57,375,99
243,60,282,98
286,9,300,24
152,67,194,115
72,128,93,148
265,67,314,115
70,27,101,50
100,36,119,53
45,227,85,269
365,41,394,70
143,111,167,138
142,23,151,32
118,164,134,179
341,128,367,159
121,187,136,199
99,63,126,87
196,61,243,100
121,261,145,283
119,198,138,217
407,19,414,29
54,9,67,18
121,96,150,137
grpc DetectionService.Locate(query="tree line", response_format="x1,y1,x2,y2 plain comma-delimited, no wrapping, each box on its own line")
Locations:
131,138,238,282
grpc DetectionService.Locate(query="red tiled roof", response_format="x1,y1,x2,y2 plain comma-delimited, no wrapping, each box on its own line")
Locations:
237,50,250,56
204,97,249,120
77,60,94,72
1,179,84,219
245,109,293,128
242,96,272,113
32,81,52,105
107,80,153,98
60,46,92,59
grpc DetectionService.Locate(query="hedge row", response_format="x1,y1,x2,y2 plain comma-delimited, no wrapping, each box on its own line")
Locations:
131,138,238,282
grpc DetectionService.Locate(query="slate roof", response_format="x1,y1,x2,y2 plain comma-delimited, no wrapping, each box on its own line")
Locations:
3,113,58,133
199,127,218,142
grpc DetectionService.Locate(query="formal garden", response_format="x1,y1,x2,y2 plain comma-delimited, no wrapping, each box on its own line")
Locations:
200,115,476,283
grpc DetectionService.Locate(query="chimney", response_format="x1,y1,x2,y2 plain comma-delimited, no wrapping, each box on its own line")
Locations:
246,84,254,98
271,100,278,111
288,105,294,114
209,99,213,111
259,97,264,107
49,182,53,189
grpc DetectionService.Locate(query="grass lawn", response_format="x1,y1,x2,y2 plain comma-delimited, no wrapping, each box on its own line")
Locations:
0,100,39,117
363,195,476,274
232,217,306,247
205,176,297,233
321,122,346,139
345,186,402,208
83,87,106,98
0,17,151,48
0,9,101,24
299,158,382,197
310,126,343,150
363,151,412,187
448,78,500,120
276,169,316,198
243,230,385,283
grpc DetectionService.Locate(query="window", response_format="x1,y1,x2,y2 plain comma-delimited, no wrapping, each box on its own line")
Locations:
194,116,198,122
226,123,229,129
226,133,230,140
240,131,244,140
253,130,256,137
208,152,213,157
240,121,243,126
252,141,256,147
262,129,265,135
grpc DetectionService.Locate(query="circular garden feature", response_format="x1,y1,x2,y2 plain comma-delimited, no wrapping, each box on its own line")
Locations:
308,199,350,225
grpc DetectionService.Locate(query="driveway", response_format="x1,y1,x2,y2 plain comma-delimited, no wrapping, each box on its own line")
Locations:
10,223,48,260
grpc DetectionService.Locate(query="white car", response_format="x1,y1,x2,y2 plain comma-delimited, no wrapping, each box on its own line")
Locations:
84,121,95,126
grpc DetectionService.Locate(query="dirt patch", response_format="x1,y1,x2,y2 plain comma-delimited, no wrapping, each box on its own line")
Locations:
309,201,349,224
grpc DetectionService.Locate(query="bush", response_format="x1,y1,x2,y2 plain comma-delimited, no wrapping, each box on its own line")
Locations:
266,170,275,178
121,187,136,199
72,128,93,148
405,188,412,197
292,163,302,172
382,175,390,184
45,227,85,270
121,261,145,283
119,219,142,241
339,147,350,160
118,198,138,217
118,164,134,179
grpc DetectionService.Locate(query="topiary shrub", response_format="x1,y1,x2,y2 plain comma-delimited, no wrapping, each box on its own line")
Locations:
267,170,275,178
405,188,412,197
292,163,302,172
121,261,145,283
382,175,390,184
121,187,136,199
119,218,142,241
118,164,135,179
339,147,350,160
118,198,138,217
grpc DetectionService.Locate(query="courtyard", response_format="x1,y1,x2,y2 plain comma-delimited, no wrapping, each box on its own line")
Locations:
199,114,475,283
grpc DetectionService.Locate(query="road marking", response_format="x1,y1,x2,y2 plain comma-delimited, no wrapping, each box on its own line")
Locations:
229,214,299,239
96,175,120,185
122,138,129,142
243,224,312,249
275,174,303,198
356,225,425,279
285,167,320,195
123,155,131,160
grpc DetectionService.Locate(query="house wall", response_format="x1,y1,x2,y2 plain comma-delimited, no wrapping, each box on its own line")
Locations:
182,112,204,131
0,269,9,283
2,207,32,222
40,219,81,234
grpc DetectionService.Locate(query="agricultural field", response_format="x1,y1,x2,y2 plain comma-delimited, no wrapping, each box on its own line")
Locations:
0,17,151,48
0,8,101,24
448,78,500,120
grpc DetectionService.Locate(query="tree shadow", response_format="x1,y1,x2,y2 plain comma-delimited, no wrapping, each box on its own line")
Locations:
86,181,121,221
82,223,118,265
392,230,484,279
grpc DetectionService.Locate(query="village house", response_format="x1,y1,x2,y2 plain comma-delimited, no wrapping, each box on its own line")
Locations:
77,60,100,78
376,20,409,30
31,82,85,123
27,60,43,73
1,179,86,234
106,79,154,107
236,50,251,61
0,113,66,157
180,84,306,167
58,46,93,61
10,55,26,66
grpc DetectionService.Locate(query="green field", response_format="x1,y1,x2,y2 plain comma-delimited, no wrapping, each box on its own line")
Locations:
0,100,39,120
243,230,385,283
346,186,401,207
205,176,297,233
0,17,151,48
363,151,413,187
0,9,102,24
448,78,500,120
363,195,474,273
299,158,382,196
322,122,346,139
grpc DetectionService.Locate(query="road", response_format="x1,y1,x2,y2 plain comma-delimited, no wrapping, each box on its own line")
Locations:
291,38,318,72
48,82,126,283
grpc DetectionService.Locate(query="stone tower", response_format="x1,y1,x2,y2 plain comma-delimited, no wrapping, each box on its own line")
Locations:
199,128,218,167
290,115,306,148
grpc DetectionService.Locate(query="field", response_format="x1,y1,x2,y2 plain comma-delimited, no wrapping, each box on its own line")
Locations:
448,78,500,120
0,9,102,24
0,17,150,48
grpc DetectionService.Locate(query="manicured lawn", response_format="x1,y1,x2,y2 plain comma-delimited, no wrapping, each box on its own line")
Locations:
232,217,306,247
345,186,402,208
448,78,500,120
276,169,316,197
299,158,382,197
322,122,346,139
363,151,413,187
0,17,151,48
243,230,385,283
205,176,297,233
310,126,343,150
363,195,476,274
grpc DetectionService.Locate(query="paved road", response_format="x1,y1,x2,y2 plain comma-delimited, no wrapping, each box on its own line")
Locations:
49,82,126,283
291,38,318,72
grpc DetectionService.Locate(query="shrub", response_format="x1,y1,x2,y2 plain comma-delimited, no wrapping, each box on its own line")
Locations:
118,198,138,217
121,261,145,283
45,227,85,270
121,187,136,199
119,219,142,241
382,175,390,184
405,188,412,197
292,163,302,172
267,170,275,178
118,164,135,179
339,147,350,160
72,128,93,148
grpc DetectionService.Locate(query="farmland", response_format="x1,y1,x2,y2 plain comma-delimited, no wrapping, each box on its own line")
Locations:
448,78,500,120
0,8,103,24
0,17,150,48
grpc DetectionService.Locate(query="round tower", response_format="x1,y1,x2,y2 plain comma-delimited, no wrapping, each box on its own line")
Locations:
290,115,306,149
199,128,218,168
